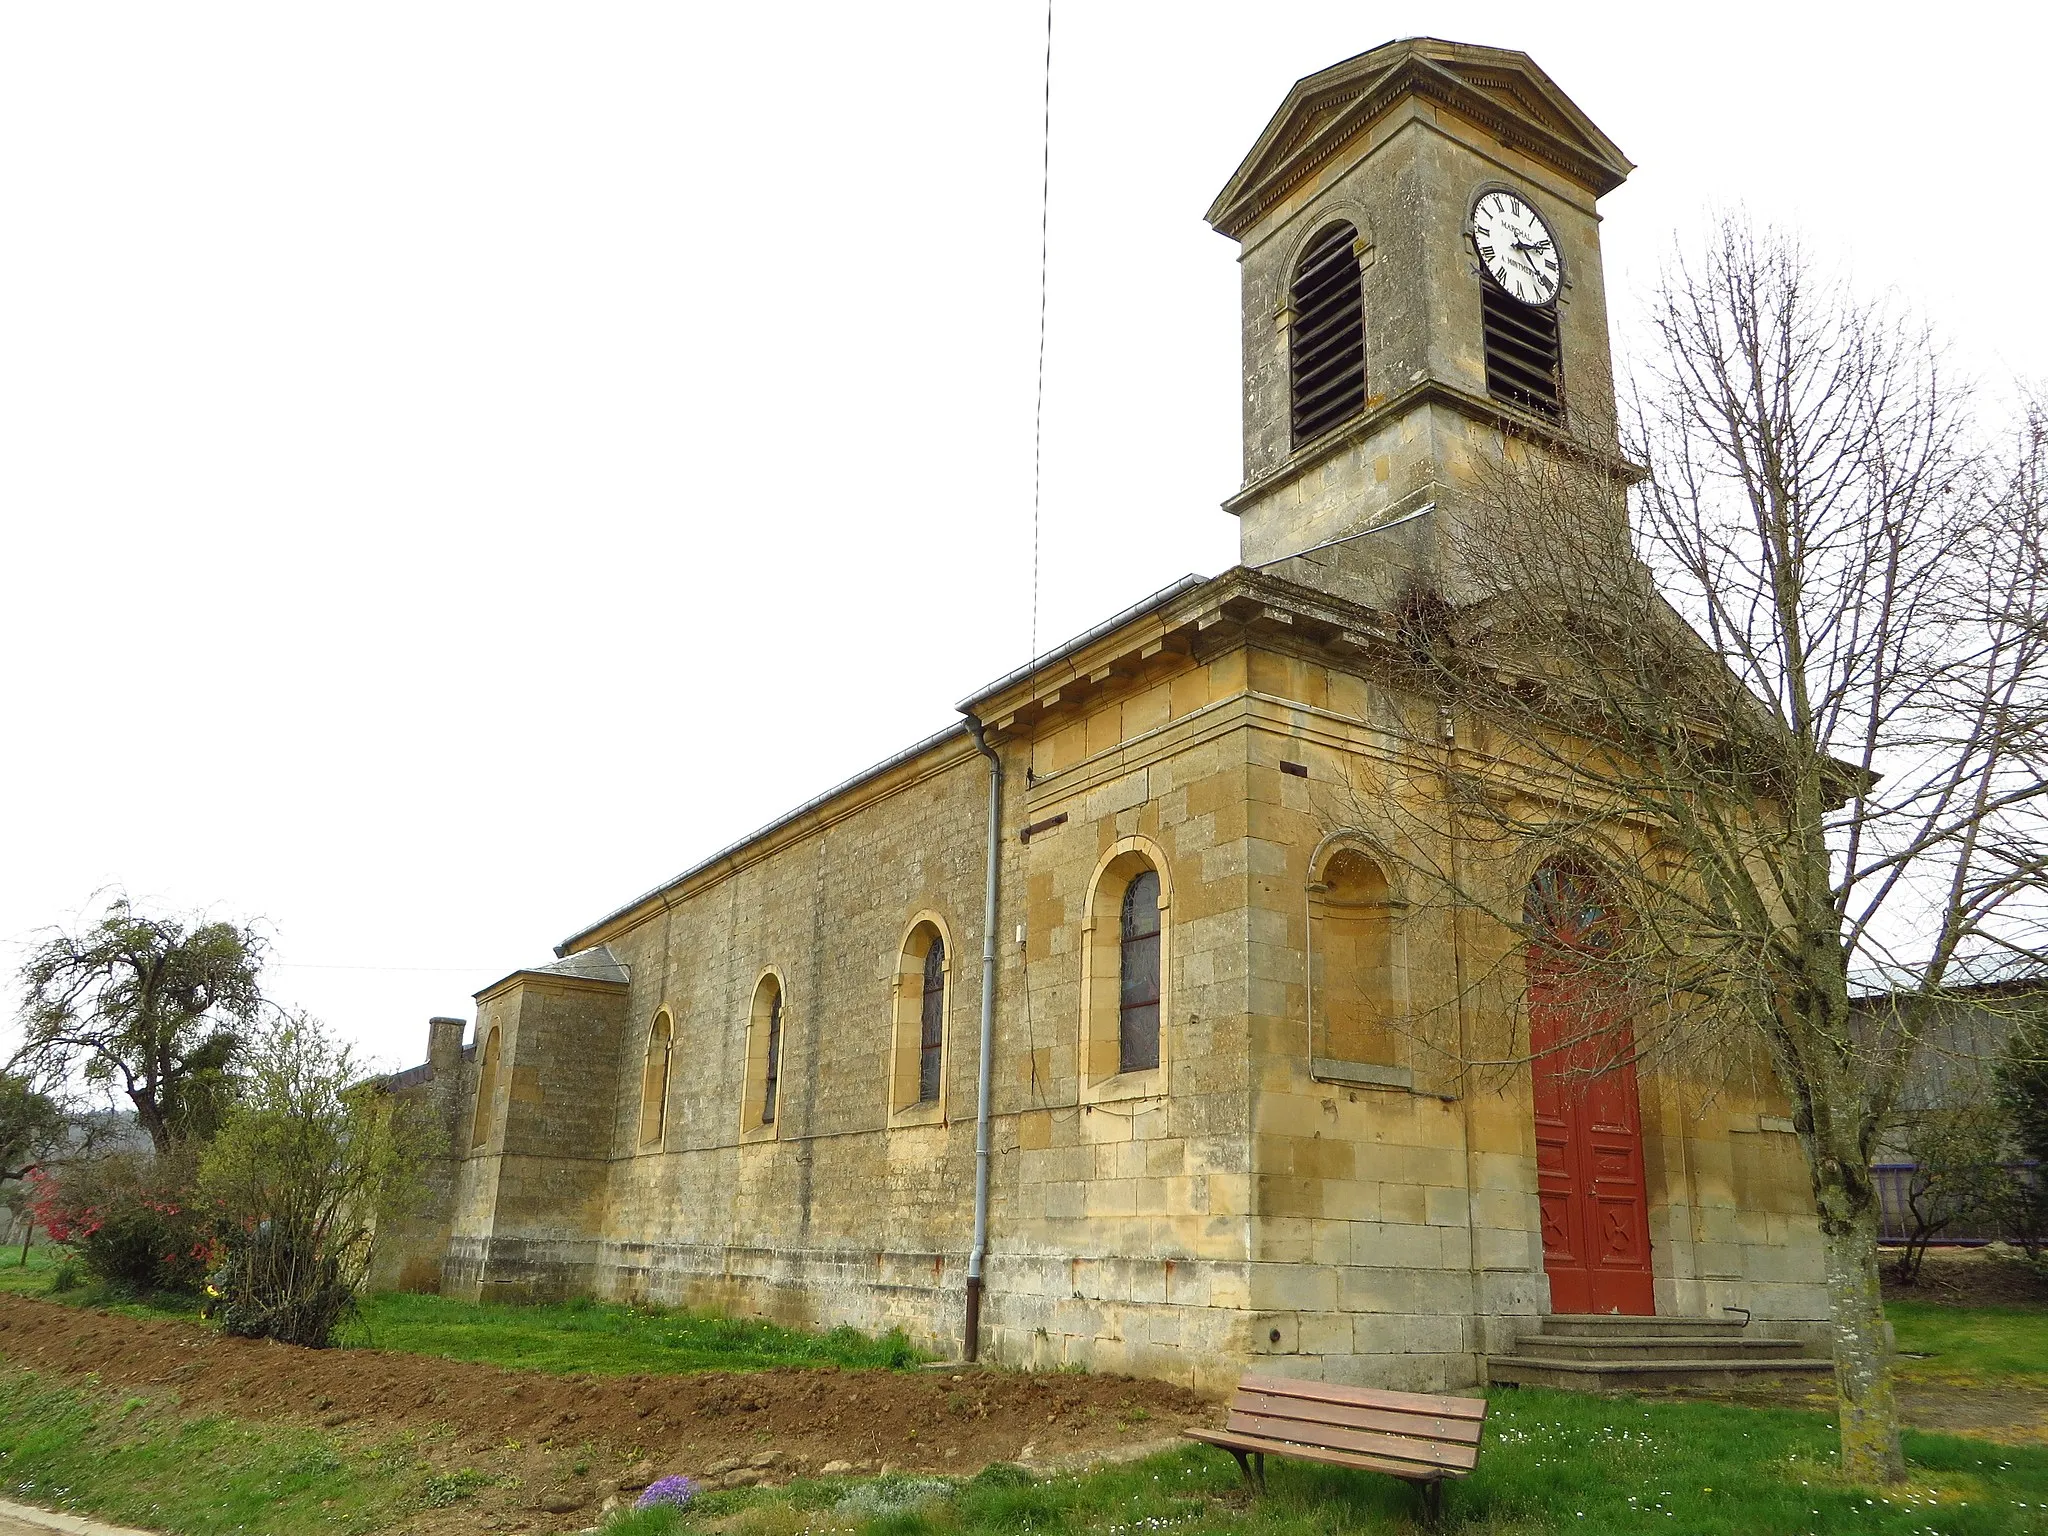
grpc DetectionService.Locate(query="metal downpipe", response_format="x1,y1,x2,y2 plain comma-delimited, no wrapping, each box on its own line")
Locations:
962,713,1002,1361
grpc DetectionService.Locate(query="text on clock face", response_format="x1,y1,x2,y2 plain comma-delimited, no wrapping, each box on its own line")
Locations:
1473,190,1560,306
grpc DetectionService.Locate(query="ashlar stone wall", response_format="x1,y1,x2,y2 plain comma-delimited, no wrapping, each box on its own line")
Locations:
443,971,629,1301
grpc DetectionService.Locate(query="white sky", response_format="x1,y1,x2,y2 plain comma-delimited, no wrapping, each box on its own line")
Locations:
5,2,2043,1075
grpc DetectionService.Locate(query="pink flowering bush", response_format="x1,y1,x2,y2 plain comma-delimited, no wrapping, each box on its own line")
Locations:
29,1151,214,1294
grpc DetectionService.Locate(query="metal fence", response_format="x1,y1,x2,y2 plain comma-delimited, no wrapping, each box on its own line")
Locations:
1874,1160,2040,1245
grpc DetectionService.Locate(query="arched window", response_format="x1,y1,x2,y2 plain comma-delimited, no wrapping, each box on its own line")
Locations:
639,1011,672,1148
744,972,786,1135
470,1026,501,1149
1082,841,1171,1093
1118,868,1163,1073
919,936,946,1103
1289,221,1366,446
1316,848,1397,1066
890,920,950,1118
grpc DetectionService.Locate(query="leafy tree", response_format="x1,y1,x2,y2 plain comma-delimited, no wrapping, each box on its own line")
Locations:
14,898,264,1154
0,1071,69,1183
199,1011,436,1347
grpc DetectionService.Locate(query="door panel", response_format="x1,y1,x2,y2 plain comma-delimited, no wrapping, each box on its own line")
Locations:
1526,867,1654,1316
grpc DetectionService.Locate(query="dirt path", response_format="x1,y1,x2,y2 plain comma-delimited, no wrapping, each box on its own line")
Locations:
0,1295,1214,1531
0,1501,158,1536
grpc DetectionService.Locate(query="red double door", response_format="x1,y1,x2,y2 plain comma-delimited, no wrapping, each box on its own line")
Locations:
1527,944,1655,1316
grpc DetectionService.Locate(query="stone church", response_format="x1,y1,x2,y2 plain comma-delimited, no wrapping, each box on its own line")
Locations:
376,37,1828,1392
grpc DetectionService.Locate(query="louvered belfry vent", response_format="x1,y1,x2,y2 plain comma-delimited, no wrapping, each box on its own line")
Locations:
1289,222,1366,447
1481,280,1562,419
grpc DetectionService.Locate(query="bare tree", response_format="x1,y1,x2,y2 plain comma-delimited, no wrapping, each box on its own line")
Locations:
14,897,266,1154
1371,222,2048,1482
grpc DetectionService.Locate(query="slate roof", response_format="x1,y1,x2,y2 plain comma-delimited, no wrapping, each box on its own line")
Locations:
532,944,631,986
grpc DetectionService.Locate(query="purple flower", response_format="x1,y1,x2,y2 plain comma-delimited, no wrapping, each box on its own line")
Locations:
636,1475,698,1510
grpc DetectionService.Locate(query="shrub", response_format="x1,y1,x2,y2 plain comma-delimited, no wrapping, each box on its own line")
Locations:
1888,1101,2010,1283
833,1476,954,1518
1996,1005,2048,1259
199,1012,437,1348
2000,1003,2048,1157
25,1152,213,1295
205,1219,357,1347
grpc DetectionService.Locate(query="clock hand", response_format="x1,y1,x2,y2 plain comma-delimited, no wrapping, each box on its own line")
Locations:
1507,241,1555,284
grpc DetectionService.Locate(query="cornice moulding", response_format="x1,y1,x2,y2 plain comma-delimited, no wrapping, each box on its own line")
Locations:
1223,377,1644,516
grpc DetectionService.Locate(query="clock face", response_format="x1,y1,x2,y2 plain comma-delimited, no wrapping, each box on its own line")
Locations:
1472,190,1560,306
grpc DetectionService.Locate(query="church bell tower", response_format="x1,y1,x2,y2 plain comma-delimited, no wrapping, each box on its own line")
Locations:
1207,38,1633,607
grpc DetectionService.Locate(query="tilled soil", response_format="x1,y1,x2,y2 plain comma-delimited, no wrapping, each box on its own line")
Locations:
0,1295,1215,1532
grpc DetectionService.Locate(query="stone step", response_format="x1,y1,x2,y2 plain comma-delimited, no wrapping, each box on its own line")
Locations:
1512,1335,1810,1364
1536,1313,1748,1340
1485,1354,1831,1392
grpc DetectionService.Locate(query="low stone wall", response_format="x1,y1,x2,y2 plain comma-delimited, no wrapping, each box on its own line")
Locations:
569,1238,1519,1393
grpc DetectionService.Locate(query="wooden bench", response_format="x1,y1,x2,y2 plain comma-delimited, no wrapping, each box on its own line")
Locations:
1183,1373,1488,1525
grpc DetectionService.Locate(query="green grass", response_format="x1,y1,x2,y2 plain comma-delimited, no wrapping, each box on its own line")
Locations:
0,1252,919,1374
0,1242,71,1298
345,1290,926,1374
680,1391,2048,1535
0,1243,203,1321
1891,1300,2048,1383
606,1507,689,1535
0,1367,418,1535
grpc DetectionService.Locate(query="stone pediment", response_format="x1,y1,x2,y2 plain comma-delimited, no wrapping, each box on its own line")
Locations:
1207,37,1632,239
